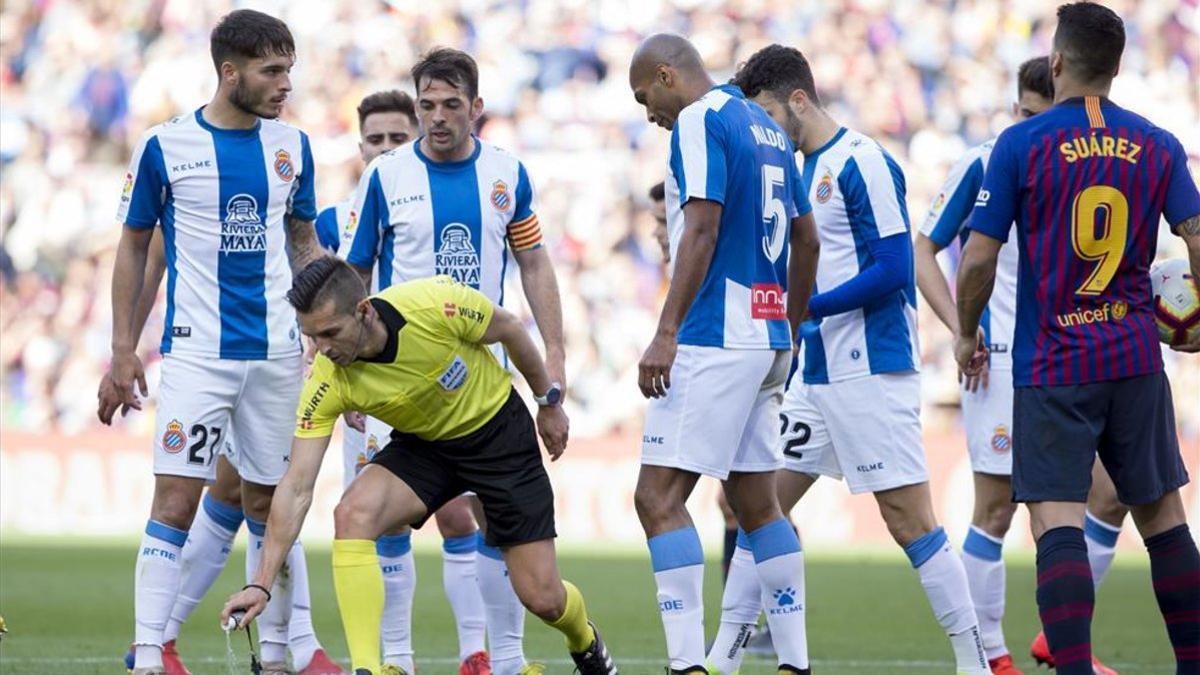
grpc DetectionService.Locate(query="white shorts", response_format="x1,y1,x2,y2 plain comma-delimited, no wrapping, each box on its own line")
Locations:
641,346,790,480
781,371,929,494
154,354,302,485
342,415,392,490
960,368,1014,476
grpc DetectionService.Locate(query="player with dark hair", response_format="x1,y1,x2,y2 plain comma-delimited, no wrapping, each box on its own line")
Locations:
315,90,418,252
915,56,1055,675
103,8,323,675
341,47,565,675
221,259,618,675
710,43,991,674
918,54,1126,675
629,33,821,674
956,3,1200,673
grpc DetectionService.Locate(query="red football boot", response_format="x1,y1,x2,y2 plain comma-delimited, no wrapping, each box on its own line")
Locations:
989,654,1023,674
459,650,492,675
298,648,347,674
161,640,191,675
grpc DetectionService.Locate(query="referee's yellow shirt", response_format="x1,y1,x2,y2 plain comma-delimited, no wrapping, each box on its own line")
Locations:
295,276,512,441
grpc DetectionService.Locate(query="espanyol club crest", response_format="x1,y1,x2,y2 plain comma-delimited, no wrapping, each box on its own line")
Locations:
274,149,295,182
162,419,187,454
490,179,511,212
816,171,834,204
991,425,1011,454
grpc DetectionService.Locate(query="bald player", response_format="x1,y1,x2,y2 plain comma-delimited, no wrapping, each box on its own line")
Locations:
628,34,820,675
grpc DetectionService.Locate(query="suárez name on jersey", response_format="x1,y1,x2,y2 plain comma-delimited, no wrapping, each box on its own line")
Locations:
750,124,788,151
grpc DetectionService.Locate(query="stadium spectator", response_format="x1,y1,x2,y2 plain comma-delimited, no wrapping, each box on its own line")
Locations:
1,0,1197,439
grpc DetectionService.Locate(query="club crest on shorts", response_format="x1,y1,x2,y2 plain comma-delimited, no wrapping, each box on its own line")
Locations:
274,149,295,182
490,179,511,212
991,424,1011,453
816,170,834,204
162,419,187,454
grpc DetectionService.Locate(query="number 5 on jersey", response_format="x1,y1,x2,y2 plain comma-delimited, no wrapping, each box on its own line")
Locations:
761,163,787,263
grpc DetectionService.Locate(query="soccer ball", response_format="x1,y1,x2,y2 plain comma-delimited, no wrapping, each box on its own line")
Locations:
1150,258,1200,346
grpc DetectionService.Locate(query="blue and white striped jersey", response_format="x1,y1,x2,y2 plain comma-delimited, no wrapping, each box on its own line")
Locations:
799,127,918,383
117,108,316,360
919,139,1017,370
315,198,350,254
344,138,541,306
665,84,807,350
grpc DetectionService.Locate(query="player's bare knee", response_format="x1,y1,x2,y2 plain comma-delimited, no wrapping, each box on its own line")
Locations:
976,500,1017,538
239,485,274,523
1088,496,1128,527
151,494,200,530
634,485,684,533
729,500,781,534
1131,491,1186,540
877,498,935,547
434,500,478,538
151,478,204,528
208,478,243,508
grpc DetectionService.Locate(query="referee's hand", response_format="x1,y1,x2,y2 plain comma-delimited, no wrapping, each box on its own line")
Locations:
221,585,268,630
536,406,569,461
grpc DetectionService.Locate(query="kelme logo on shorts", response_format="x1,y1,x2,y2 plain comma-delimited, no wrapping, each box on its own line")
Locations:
438,355,468,392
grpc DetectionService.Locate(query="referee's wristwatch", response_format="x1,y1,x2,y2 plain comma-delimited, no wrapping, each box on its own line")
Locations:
533,383,563,407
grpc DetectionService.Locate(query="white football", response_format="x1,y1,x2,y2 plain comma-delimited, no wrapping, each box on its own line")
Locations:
1150,258,1200,346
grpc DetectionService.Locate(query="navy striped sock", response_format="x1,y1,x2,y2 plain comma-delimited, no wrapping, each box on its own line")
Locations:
1145,524,1200,670
1036,526,1094,674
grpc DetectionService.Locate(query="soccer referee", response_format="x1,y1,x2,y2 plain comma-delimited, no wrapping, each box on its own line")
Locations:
222,257,617,675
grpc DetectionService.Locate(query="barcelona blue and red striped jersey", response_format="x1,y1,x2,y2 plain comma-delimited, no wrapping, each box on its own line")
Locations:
968,96,1200,387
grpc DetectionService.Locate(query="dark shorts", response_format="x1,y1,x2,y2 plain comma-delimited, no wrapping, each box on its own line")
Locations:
1012,371,1189,505
370,389,556,547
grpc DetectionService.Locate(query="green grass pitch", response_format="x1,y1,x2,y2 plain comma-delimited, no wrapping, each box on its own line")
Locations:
0,540,1175,674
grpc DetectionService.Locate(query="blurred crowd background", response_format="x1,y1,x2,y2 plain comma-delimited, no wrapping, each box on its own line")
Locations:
2,0,1198,439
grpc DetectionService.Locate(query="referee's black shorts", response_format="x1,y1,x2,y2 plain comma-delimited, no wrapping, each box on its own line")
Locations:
369,388,556,547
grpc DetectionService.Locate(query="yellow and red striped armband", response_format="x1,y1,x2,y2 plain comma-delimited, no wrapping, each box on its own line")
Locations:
506,214,543,251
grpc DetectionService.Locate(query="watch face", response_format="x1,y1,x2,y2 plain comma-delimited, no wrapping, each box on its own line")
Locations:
544,386,562,406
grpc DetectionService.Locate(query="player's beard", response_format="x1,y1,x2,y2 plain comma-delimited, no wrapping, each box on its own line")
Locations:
783,106,804,149
230,78,277,119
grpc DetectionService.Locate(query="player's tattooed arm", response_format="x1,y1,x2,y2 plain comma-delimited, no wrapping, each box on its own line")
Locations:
1179,213,1200,321
1177,214,1200,237
285,215,322,270
1174,216,1200,353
